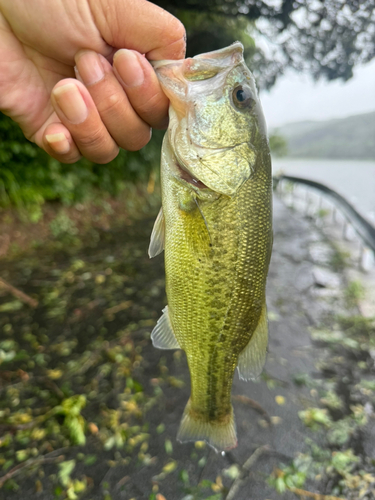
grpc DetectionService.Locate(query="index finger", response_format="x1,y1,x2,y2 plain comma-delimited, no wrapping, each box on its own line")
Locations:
91,0,186,60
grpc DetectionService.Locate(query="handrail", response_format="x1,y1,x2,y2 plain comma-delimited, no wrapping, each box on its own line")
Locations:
274,174,375,253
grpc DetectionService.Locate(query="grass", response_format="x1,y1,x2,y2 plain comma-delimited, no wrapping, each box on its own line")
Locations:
1,192,254,500
329,246,351,272
0,194,187,498
272,308,375,498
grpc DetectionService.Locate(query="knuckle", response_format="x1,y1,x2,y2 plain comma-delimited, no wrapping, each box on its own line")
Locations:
94,146,119,164
166,18,186,57
135,92,163,117
77,126,106,150
96,92,124,117
165,15,185,40
56,152,82,164
75,126,119,162
120,128,151,152
173,19,186,42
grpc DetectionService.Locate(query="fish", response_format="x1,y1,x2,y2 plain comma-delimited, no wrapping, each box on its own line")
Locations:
149,42,273,452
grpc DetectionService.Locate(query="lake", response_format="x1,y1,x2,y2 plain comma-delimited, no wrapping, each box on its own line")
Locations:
272,158,375,223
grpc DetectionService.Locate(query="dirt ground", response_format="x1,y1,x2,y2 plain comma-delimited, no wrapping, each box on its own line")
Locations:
0,194,374,500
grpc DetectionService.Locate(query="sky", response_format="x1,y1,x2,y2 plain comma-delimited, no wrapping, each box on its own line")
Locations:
259,58,375,129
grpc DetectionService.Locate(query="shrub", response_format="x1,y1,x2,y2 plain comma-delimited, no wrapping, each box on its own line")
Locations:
0,112,162,209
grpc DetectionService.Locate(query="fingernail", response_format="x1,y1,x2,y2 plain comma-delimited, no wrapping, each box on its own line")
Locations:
52,83,88,124
45,133,70,154
114,49,144,87
75,51,104,86
74,66,83,83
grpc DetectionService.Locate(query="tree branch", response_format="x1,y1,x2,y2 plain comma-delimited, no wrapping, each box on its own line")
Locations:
225,445,270,500
0,277,38,308
0,451,66,488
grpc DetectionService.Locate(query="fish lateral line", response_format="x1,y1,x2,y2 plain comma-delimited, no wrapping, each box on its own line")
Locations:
152,42,273,451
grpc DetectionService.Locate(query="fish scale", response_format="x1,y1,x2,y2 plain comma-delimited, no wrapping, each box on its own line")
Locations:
149,42,272,451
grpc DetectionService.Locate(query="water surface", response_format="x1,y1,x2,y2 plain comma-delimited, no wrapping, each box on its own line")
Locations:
272,158,375,222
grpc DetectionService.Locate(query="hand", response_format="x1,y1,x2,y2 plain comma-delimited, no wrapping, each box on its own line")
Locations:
0,0,185,163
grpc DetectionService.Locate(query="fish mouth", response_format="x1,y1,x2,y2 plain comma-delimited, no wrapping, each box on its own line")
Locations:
175,160,208,190
173,140,251,196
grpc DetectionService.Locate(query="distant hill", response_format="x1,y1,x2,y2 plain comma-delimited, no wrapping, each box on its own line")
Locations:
273,111,375,160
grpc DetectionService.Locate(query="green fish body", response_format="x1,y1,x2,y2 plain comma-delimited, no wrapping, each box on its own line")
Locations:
149,43,272,451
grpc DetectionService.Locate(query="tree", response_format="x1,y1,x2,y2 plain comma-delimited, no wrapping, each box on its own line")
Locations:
269,133,288,157
2,1,374,208
153,0,375,88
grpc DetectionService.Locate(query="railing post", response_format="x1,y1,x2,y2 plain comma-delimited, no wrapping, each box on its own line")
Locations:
274,176,375,269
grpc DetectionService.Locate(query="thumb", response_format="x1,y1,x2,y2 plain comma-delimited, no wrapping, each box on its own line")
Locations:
90,0,186,60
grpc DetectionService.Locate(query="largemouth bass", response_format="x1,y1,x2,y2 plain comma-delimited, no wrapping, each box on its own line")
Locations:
149,42,273,451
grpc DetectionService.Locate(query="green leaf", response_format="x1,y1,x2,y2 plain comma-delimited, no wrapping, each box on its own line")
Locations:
275,477,286,493
84,454,97,466
3,459,14,471
156,423,165,434
199,479,214,488
64,415,86,445
58,460,76,487
165,438,173,455
0,300,23,312
162,460,177,474
180,469,189,485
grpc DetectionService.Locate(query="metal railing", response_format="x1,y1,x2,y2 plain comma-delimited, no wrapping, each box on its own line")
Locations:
274,174,375,269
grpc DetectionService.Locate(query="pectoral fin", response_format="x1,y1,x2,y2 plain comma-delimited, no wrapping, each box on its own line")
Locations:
148,207,165,258
237,303,268,381
151,306,180,349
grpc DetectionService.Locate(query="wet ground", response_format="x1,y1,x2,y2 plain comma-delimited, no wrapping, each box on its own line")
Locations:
0,194,374,500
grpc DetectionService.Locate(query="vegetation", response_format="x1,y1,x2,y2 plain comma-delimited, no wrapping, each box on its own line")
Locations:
1,3,374,498
269,133,288,157
156,0,375,86
274,111,375,160
0,202,281,499
269,308,375,499
0,112,163,212
0,165,374,498
1,2,374,209
0,208,176,498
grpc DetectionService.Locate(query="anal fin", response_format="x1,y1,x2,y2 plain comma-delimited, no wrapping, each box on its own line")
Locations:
148,207,165,258
151,306,180,350
237,302,268,381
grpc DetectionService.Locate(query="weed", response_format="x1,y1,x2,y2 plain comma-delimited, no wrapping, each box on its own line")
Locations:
329,245,350,272
344,281,365,308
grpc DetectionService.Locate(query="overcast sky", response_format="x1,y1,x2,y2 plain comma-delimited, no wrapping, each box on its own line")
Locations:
259,58,375,129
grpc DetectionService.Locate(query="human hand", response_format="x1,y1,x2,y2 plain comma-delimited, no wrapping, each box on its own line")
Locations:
0,0,185,163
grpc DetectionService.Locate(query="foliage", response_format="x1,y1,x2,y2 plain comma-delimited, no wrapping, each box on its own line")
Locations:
298,407,332,430
269,454,311,493
274,111,375,160
1,2,374,209
0,215,212,498
0,111,162,210
270,446,361,495
329,245,351,272
155,0,375,86
269,133,288,157
344,280,365,308
179,470,224,500
174,10,276,85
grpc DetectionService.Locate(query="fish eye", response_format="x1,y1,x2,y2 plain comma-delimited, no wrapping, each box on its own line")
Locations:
232,85,255,110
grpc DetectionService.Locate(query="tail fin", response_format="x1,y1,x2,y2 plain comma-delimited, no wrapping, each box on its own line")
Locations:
177,400,237,452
